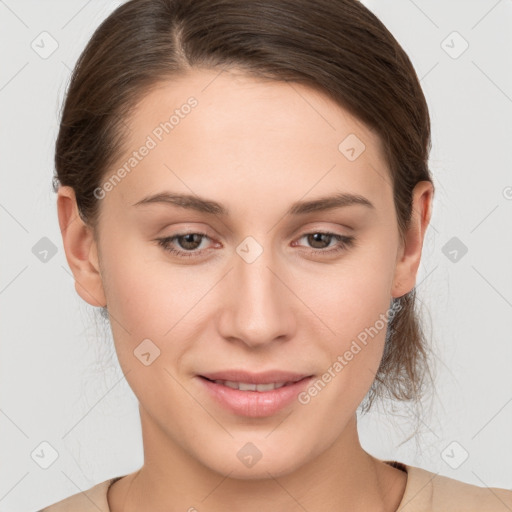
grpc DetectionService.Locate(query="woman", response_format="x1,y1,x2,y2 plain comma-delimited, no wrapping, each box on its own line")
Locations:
39,0,512,510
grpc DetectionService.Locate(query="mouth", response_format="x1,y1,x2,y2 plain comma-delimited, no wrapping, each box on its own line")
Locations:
197,372,314,417
200,376,304,392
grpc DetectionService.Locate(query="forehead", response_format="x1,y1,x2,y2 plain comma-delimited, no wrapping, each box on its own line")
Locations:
105,68,392,215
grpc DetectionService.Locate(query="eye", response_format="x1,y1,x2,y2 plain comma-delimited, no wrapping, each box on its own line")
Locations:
155,230,356,259
293,231,355,256
155,231,213,258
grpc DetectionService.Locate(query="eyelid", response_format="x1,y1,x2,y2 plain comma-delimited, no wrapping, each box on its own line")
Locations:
292,221,355,235
155,228,356,260
158,224,351,247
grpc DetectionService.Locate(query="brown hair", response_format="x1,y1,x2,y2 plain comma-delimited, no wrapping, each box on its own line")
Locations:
53,0,435,419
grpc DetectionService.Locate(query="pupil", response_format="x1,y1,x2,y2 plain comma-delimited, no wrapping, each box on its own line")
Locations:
309,233,330,249
181,234,201,249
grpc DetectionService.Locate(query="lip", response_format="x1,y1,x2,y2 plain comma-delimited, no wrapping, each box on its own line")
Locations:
200,370,310,385
197,371,314,417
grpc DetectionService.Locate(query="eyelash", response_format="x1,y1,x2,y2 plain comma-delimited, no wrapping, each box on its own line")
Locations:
155,231,356,259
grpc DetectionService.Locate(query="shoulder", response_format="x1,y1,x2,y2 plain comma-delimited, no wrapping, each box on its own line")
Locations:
400,463,512,511
37,476,123,512
35,465,512,512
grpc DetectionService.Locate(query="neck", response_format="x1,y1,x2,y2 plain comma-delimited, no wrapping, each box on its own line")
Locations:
109,408,406,512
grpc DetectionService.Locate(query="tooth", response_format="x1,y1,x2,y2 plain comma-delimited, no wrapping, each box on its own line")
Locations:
238,382,257,391
211,380,292,391
223,380,239,389
255,383,276,392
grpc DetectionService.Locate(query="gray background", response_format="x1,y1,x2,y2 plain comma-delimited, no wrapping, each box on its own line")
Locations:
1,0,511,510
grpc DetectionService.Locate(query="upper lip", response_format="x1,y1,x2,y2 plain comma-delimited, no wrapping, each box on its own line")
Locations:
199,370,312,384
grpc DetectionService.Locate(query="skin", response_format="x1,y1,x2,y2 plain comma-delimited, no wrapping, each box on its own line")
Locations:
57,68,433,511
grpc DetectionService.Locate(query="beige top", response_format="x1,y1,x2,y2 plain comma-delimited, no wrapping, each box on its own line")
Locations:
38,460,512,511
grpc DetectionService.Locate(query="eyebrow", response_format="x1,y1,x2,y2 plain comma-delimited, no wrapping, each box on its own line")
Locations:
132,191,375,216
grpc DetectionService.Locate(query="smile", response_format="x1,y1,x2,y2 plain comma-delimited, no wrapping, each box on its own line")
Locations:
198,375,314,417
209,379,294,391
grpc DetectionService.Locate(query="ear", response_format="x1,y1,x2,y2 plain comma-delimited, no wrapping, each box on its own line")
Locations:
391,180,434,298
56,186,106,307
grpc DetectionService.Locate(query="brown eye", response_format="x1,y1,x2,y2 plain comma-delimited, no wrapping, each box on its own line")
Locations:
295,231,355,256
155,232,211,258
307,232,335,249
174,233,204,251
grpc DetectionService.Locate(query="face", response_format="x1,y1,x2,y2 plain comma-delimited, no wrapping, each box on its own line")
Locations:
60,68,431,479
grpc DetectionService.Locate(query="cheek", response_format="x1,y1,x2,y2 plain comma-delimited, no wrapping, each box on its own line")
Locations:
99,234,214,372
99,231,183,330
309,243,396,337
300,281,393,417
303,239,397,389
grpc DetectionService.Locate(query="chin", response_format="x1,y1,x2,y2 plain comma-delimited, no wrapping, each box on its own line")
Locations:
199,440,308,480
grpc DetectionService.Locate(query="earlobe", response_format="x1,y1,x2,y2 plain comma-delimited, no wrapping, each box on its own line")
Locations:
391,181,434,299
57,186,107,308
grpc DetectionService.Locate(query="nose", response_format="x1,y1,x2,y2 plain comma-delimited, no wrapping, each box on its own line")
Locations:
217,242,296,349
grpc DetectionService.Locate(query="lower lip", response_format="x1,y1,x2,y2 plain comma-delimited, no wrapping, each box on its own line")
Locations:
198,376,314,417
